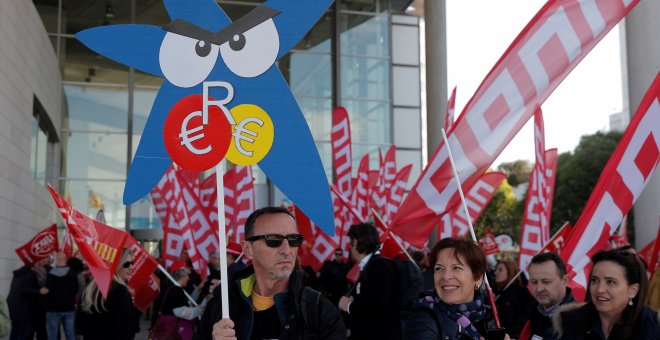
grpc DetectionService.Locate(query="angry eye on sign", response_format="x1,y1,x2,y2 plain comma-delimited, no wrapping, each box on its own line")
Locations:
159,33,220,88
219,18,279,78
159,5,280,86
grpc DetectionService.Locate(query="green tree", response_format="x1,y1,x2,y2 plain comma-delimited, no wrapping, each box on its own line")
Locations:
475,180,522,242
550,131,622,235
497,160,532,186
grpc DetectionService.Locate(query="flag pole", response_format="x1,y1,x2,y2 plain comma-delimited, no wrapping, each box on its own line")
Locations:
157,264,198,307
215,160,230,318
440,129,501,328
499,221,572,295
371,209,419,269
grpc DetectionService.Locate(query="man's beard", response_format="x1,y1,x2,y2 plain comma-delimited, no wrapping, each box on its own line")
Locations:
268,266,292,280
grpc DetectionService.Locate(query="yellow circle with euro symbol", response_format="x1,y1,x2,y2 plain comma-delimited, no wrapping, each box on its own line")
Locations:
226,104,274,165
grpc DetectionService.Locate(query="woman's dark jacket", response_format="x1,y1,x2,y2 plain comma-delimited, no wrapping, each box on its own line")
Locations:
193,265,345,340
553,302,660,340
77,281,140,340
404,291,490,340
495,282,533,338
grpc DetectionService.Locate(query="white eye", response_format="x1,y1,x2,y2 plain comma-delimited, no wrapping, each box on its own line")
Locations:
159,32,219,88
220,19,279,78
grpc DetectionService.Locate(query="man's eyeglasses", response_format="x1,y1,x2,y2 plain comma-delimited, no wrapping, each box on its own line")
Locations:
122,261,133,268
247,234,304,248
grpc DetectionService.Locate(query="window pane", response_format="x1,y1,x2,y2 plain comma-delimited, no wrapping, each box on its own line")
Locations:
280,53,333,98
129,196,163,230
64,131,127,180
341,99,390,145
36,129,47,183
64,84,128,132
340,14,389,57
296,96,333,141
341,56,389,100
61,179,126,229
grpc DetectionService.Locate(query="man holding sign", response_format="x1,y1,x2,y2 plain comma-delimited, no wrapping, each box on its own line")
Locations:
195,207,344,340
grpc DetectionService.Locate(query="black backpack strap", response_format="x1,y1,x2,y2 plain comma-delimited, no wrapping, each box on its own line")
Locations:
300,287,321,340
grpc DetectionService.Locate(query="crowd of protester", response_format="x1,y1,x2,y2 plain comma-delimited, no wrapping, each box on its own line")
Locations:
4,207,660,339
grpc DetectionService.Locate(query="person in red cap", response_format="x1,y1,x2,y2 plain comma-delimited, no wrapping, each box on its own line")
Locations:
194,206,345,340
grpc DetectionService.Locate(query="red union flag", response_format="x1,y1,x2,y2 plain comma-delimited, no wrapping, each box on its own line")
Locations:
520,110,559,271
543,222,572,255
383,164,413,225
351,154,370,221
126,234,159,291
479,228,500,256
296,207,338,272
133,274,160,312
228,166,255,244
15,224,59,265
561,71,660,301
178,171,220,265
332,106,353,198
48,185,127,298
446,86,457,134
391,0,639,248
372,147,397,215
438,172,506,241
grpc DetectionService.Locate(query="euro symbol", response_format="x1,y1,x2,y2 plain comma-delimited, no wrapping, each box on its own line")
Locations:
179,111,212,155
232,117,264,157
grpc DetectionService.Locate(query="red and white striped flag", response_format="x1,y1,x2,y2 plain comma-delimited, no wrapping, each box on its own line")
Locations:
351,154,370,221
520,110,558,271
561,71,660,301
391,0,639,248
383,164,413,225
439,172,507,240
446,86,457,134
332,106,353,199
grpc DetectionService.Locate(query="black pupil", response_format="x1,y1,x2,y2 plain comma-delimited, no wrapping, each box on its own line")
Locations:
229,32,246,51
195,40,211,57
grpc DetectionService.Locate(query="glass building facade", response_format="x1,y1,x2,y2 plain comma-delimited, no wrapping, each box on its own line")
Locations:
32,0,419,239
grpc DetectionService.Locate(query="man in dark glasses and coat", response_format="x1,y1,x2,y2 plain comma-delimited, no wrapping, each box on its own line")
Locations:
194,206,345,340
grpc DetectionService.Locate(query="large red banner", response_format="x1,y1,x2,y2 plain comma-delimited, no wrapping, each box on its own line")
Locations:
561,71,660,301
351,154,370,221
48,185,127,298
383,164,413,225
332,106,353,198
391,0,639,248
520,110,559,271
15,224,59,265
437,172,506,240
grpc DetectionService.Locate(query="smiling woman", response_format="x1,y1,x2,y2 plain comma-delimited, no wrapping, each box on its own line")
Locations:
553,249,660,340
404,238,510,339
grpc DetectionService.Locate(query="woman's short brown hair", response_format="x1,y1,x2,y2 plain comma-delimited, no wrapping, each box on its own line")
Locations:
429,238,487,280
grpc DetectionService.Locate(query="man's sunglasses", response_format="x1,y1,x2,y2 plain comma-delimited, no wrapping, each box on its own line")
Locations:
247,234,304,248
122,261,133,268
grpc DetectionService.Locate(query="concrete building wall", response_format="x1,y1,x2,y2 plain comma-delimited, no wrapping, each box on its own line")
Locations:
625,1,660,248
0,0,63,293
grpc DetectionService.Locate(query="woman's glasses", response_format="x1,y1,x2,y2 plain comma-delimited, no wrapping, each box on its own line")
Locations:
246,234,304,248
122,261,133,268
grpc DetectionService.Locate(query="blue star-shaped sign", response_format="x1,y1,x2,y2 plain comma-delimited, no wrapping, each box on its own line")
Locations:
76,0,335,234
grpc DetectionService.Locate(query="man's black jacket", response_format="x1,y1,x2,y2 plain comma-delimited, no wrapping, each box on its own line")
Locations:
193,265,345,340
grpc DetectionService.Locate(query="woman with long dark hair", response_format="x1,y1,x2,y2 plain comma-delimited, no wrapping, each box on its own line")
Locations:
554,249,659,339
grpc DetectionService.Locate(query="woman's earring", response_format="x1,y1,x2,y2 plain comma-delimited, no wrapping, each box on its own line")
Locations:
628,298,633,306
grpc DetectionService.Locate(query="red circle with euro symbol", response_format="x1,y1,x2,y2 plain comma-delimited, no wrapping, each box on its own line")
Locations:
163,94,231,171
